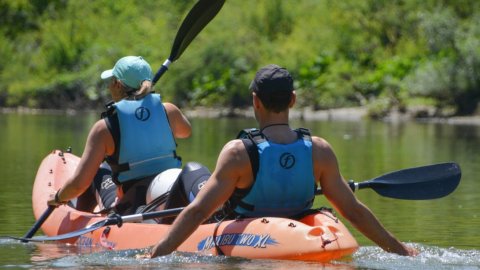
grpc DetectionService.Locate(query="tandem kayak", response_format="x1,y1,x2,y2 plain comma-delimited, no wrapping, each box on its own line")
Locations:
31,149,359,262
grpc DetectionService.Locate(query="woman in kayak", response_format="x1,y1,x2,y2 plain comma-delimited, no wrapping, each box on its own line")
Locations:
47,56,191,215
149,64,418,257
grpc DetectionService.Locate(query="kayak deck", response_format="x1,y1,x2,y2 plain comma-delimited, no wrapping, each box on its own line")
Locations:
32,150,358,261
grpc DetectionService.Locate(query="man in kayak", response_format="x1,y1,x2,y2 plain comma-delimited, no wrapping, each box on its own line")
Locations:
47,56,192,215
149,64,417,257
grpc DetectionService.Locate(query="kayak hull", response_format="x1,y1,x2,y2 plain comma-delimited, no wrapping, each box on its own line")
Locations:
32,150,358,261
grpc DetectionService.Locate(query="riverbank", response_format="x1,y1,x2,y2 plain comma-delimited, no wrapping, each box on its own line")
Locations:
185,106,368,121
3,106,480,125
185,106,480,125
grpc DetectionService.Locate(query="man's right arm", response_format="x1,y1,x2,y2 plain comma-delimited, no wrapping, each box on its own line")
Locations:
312,136,417,256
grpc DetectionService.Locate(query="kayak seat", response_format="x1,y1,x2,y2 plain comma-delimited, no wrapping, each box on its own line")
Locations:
160,162,211,224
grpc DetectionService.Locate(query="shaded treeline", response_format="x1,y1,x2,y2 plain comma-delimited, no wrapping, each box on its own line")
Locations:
1,0,479,116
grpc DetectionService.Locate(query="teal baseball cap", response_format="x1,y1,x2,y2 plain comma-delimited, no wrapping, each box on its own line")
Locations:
101,56,153,89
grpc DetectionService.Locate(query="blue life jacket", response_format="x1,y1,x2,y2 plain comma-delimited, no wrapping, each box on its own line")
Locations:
103,93,181,184
231,128,316,217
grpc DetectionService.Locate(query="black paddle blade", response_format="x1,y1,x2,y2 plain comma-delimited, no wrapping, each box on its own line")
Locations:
170,0,226,62
152,0,225,84
364,162,461,200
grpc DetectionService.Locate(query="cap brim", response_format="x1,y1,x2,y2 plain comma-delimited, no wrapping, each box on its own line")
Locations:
100,69,114,80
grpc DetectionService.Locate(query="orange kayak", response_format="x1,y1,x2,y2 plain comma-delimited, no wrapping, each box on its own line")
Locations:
32,150,358,262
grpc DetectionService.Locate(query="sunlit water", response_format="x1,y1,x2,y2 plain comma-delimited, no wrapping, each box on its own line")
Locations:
0,112,479,269
1,238,478,269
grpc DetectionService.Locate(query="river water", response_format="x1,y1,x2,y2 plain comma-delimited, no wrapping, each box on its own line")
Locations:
0,112,479,269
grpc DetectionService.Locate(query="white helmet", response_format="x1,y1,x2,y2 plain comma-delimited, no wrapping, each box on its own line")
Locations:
146,168,182,204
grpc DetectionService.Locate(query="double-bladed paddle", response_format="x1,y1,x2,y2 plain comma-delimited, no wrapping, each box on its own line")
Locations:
152,0,226,84
19,0,225,241
15,162,461,243
316,162,461,200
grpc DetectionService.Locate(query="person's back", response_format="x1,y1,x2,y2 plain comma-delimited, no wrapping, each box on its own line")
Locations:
105,93,180,182
48,56,191,216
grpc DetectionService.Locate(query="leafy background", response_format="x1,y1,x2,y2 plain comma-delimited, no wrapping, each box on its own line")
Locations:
1,0,479,116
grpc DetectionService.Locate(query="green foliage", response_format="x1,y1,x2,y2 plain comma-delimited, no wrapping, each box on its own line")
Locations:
249,0,293,41
0,0,479,115
403,7,480,114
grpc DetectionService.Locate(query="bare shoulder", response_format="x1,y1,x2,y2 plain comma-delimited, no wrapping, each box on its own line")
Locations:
310,135,342,185
311,136,334,151
214,139,252,188
163,102,180,112
310,136,337,163
215,139,251,171
219,139,249,160
90,119,109,136
162,102,191,138
87,119,114,155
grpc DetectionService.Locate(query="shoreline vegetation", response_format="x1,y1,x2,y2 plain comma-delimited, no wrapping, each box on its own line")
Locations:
3,105,480,126
1,1,479,119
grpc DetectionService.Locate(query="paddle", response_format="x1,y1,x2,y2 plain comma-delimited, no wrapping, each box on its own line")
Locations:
152,0,226,85
17,162,460,242
315,162,461,200
15,207,185,242
20,205,55,242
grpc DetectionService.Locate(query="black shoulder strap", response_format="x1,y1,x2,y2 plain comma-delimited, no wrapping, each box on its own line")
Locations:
236,128,257,140
100,100,116,119
227,129,270,214
236,128,266,180
295,127,312,142
241,138,259,180
103,106,122,184
294,127,317,197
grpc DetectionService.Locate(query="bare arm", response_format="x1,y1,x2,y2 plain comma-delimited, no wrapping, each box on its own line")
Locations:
164,102,191,139
48,120,112,204
313,136,417,256
150,140,249,257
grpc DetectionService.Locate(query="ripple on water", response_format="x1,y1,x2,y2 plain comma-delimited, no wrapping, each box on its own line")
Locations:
38,249,355,270
45,249,241,269
352,244,480,270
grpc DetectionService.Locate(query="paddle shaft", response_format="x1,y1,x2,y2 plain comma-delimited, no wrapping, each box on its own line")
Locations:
152,0,225,84
121,207,184,223
315,180,358,195
21,205,55,242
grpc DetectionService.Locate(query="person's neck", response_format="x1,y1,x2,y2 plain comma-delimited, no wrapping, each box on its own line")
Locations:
258,111,289,128
110,90,127,102
260,123,290,132
260,123,296,144
258,114,296,143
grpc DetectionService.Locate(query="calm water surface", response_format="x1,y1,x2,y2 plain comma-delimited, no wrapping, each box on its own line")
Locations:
0,112,479,269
